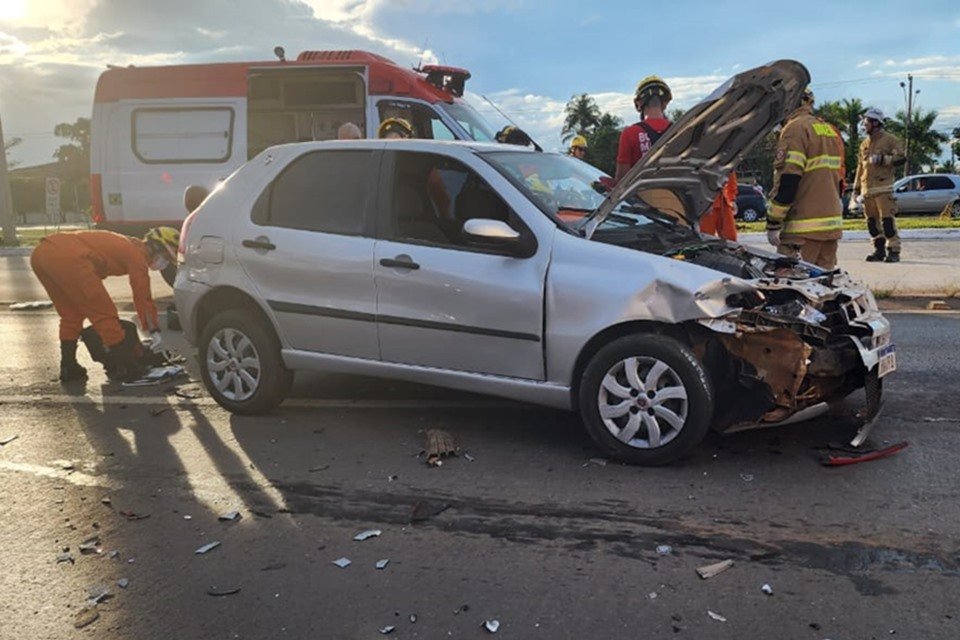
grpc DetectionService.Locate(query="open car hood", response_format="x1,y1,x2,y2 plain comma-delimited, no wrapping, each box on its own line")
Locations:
584,60,810,239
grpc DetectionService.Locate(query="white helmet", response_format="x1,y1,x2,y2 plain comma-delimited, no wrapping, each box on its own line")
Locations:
863,107,886,122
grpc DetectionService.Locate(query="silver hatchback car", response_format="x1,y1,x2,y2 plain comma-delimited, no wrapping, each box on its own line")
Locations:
175,61,895,465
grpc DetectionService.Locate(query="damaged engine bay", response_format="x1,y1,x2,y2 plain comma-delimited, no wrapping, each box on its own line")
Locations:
596,227,889,439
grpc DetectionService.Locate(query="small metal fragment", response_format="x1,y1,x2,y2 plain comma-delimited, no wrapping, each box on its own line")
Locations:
0,434,20,446
332,557,352,568
100,497,112,506
483,619,500,633
586,457,608,467
218,510,241,521
74,606,99,629
354,529,382,541
379,626,395,635
697,559,734,579
707,610,727,623
656,544,673,556
464,453,475,462
56,552,74,564
207,586,242,597
79,536,101,554
761,583,773,596
86,585,111,605
375,559,390,570
117,578,129,589
195,541,221,555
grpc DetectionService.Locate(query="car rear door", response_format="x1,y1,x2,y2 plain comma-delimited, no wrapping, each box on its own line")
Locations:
234,147,381,359
372,149,549,380
923,176,957,213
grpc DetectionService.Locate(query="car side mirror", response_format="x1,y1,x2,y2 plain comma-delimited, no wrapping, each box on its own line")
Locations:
184,185,210,214
463,218,521,245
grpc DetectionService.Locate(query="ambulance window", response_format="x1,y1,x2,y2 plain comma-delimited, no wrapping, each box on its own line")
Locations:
263,150,374,235
132,107,234,164
377,101,456,140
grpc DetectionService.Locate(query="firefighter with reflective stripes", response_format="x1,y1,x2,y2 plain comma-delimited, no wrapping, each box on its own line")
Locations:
853,107,905,262
766,89,843,269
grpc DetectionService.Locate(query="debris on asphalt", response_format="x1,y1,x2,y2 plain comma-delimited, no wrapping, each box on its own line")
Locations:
260,562,286,571
584,457,608,467
656,544,673,556
707,610,727,623
100,497,112,506
218,510,241,522
183,515,192,520
454,604,470,615
0,434,19,446
697,559,734,579
107,550,120,559
740,473,755,482
74,606,99,629
79,536,101,555
409,614,417,623
378,626,395,635
118,578,129,589
122,365,185,387
332,557,352,568
149,407,171,417
464,453,476,462
354,529,382,541
410,500,451,523
10,300,53,311
761,583,774,596
56,552,75,564
251,509,273,519
173,386,203,399
308,464,330,473
425,428,458,466
822,441,908,467
648,592,658,600
483,619,501,633
119,510,150,521
54,460,75,471
922,417,960,423
195,541,221,555
207,586,242,597
86,585,112,605
375,559,390,570
387,474,399,482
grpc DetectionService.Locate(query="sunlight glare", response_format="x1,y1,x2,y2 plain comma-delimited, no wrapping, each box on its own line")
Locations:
0,0,27,22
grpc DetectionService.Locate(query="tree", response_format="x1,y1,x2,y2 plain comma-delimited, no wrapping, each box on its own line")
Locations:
53,117,91,176
666,107,686,123
561,94,601,144
584,112,623,176
3,136,21,169
887,107,948,174
952,125,960,164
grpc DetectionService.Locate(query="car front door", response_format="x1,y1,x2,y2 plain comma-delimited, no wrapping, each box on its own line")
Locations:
234,148,381,359
894,179,921,213
373,149,549,379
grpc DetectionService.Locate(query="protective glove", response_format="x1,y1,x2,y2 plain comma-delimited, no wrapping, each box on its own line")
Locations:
148,331,164,353
766,229,781,247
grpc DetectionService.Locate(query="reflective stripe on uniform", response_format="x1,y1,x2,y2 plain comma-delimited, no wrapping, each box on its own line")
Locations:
785,150,807,169
767,201,790,222
863,185,894,197
804,155,842,172
783,216,843,234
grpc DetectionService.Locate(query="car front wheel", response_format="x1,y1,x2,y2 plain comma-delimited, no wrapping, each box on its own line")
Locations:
579,334,713,466
199,309,293,414
740,207,760,222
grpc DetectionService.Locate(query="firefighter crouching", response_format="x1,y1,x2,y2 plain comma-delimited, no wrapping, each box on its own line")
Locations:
765,89,843,269
30,227,179,383
854,107,905,262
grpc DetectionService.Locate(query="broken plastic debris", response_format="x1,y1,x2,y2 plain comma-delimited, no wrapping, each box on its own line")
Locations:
585,457,608,467
0,434,19,446
100,497,112,506
86,585,111,605
79,536,101,554
354,529,382,541
740,473,755,482
379,626,395,635
707,610,727,623
425,429,458,466
822,441,909,467
74,606,99,629
375,559,390,570
117,578,129,589
108,550,120,559
409,614,417,623
332,557,352,568
119,510,150,521
183,515,192,520
195,541,221,555
56,552,74,564
218,510,241,522
648,592,658,600
464,453,476,462
483,620,501,633
761,583,773,596
207,586,242,597
697,559,734,579
656,544,673,556
122,365,185,387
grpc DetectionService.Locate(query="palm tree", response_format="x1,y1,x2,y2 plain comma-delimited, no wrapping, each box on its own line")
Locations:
561,94,601,143
887,108,949,174
584,112,623,175
815,98,863,184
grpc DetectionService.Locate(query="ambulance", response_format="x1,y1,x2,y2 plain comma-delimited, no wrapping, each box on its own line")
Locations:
89,49,499,231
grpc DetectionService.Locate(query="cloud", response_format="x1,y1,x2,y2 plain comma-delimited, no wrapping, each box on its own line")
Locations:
857,60,872,68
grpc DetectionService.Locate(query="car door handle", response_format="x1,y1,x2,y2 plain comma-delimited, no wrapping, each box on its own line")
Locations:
242,238,276,251
380,257,420,270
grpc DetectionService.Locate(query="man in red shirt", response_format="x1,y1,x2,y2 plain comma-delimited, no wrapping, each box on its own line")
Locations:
614,75,673,184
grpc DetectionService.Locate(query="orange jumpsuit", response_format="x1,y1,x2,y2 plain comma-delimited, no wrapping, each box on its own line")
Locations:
700,171,738,241
30,231,159,347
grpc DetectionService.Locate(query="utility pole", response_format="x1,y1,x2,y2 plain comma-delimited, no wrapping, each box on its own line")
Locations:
900,74,917,176
0,111,19,246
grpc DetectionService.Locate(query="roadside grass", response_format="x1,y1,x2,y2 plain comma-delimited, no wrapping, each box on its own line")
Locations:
739,215,960,234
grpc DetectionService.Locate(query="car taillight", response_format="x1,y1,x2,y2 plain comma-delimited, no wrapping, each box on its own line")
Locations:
89,174,105,223
179,208,198,259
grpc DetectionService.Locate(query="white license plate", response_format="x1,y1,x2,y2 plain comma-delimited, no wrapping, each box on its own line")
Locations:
878,344,897,378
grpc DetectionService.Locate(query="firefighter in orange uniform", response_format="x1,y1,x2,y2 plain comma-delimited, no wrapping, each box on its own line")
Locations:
700,171,739,241
765,89,844,269
30,228,179,382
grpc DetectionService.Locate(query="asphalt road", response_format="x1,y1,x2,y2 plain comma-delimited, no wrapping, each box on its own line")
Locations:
1,306,959,639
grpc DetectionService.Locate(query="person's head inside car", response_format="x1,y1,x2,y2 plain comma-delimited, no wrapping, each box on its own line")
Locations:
378,117,414,140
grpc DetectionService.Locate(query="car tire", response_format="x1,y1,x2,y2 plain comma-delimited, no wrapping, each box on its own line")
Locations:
578,334,713,466
740,207,759,222
951,200,960,219
198,309,293,414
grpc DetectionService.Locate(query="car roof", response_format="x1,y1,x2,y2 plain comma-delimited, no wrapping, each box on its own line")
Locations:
275,139,535,154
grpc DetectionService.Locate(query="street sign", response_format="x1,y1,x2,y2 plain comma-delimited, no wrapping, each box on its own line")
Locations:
45,176,60,218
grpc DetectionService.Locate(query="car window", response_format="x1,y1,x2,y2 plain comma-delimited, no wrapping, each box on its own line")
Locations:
377,100,456,140
255,150,373,234
385,151,517,250
926,176,955,190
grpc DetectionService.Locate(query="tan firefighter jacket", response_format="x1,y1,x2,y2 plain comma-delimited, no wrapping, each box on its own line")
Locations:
854,130,905,197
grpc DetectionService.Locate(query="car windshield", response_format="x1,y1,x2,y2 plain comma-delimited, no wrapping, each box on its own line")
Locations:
483,150,685,232
440,101,498,142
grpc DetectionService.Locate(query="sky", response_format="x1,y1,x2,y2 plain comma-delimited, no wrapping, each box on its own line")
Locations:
1,0,959,167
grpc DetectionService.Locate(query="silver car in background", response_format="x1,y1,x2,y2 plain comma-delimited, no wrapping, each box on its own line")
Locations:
175,60,895,465
893,173,960,217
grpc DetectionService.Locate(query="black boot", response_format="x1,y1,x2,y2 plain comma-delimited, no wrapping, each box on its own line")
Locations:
884,250,901,263
865,237,886,262
59,340,87,382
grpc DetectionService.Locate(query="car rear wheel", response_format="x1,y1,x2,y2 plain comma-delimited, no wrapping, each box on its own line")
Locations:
199,309,293,414
740,207,760,222
579,334,713,466
951,199,960,219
